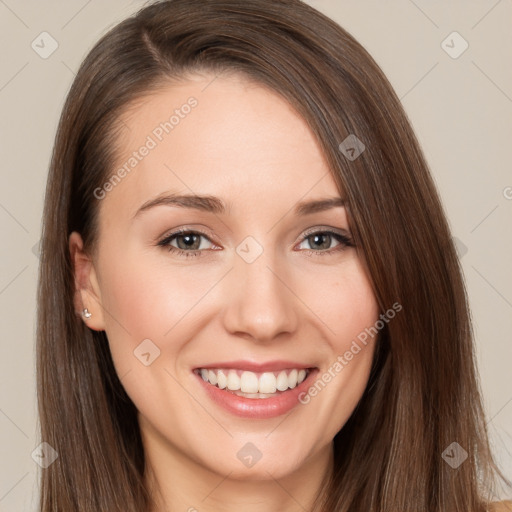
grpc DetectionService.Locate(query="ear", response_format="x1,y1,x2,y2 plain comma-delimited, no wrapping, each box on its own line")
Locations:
68,231,106,331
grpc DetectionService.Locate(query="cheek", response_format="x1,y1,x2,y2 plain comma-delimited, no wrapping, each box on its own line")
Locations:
293,258,379,433
296,256,379,347
94,252,212,415
98,251,213,338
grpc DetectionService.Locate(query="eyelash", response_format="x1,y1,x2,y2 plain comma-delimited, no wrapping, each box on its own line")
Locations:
156,227,354,258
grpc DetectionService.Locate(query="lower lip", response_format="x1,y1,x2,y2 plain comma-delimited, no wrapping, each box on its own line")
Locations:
194,369,318,419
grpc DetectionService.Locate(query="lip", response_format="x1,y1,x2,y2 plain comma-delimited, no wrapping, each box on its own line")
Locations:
194,366,319,419
193,360,313,373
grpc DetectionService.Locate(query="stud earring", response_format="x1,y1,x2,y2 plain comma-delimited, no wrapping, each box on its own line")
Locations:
82,308,92,319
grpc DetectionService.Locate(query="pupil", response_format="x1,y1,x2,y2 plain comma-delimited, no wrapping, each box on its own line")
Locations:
311,233,330,250
178,234,199,250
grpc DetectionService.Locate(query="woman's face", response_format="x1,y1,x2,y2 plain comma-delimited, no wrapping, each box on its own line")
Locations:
71,72,379,483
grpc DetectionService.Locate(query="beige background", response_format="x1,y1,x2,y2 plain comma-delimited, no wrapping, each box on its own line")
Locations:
0,0,511,509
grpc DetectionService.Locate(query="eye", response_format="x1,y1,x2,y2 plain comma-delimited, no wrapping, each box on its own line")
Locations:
296,229,353,255
157,229,217,257
156,227,354,258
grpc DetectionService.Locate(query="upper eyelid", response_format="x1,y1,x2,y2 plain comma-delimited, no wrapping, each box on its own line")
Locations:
300,226,349,238
159,226,216,243
159,229,218,250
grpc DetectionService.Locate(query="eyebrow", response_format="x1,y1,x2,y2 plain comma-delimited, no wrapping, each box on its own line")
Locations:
132,193,345,219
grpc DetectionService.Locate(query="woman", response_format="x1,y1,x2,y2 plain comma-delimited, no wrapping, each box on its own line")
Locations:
36,0,512,510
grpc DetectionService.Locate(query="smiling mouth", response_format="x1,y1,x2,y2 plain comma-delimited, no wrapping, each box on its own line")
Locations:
193,367,313,399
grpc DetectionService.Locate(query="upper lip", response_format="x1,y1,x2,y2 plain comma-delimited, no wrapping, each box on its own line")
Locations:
194,360,316,373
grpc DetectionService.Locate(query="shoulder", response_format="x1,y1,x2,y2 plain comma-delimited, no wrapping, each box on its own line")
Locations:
488,501,512,512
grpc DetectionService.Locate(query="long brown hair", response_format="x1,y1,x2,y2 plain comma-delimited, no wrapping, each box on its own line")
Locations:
36,0,510,510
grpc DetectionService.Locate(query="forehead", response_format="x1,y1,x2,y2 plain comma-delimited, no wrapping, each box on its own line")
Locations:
99,72,340,220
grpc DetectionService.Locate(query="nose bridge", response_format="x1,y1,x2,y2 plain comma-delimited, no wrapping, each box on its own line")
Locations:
222,242,298,341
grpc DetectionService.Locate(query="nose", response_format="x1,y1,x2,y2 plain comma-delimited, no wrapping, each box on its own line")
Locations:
221,249,299,343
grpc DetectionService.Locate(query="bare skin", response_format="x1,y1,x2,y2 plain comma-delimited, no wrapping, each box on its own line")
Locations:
69,72,380,512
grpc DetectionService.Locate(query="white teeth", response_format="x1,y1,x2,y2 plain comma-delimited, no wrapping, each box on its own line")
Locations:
208,370,218,386
217,370,227,389
233,391,277,399
259,372,277,393
227,370,240,390
240,371,259,393
276,370,289,391
288,369,298,388
197,367,311,394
